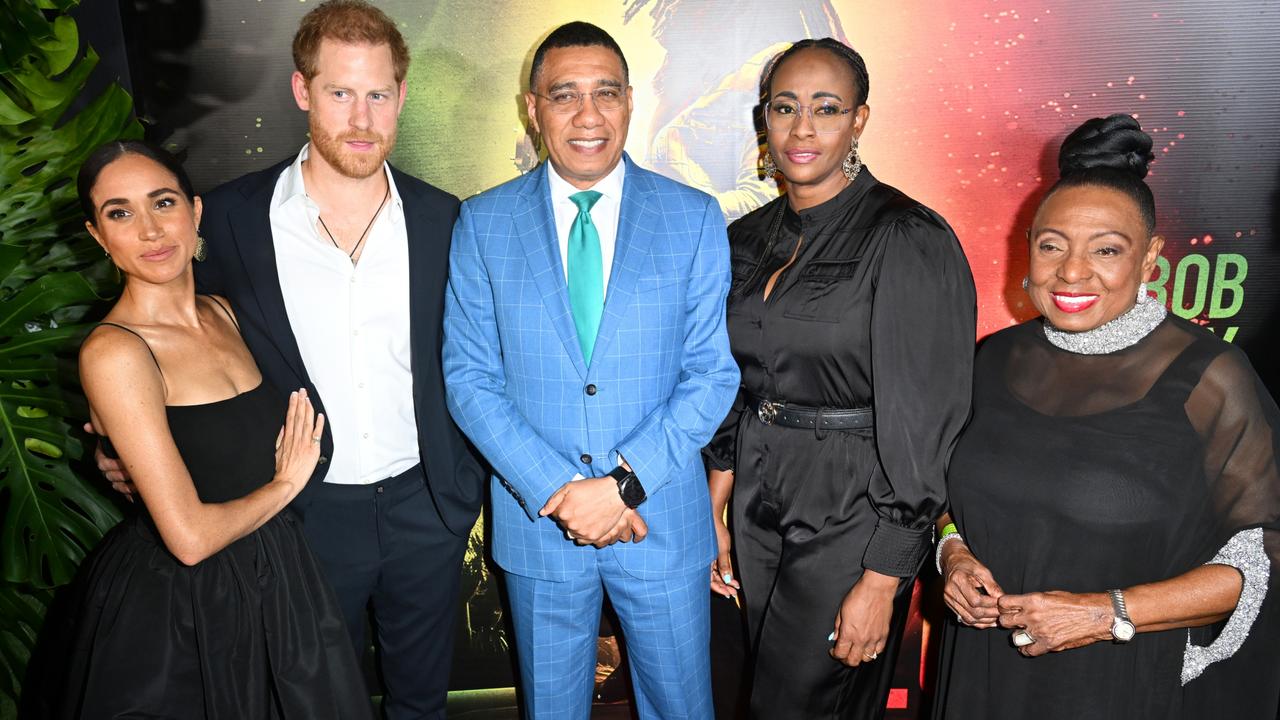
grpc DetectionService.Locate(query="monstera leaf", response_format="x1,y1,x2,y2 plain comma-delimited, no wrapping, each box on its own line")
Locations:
0,0,141,707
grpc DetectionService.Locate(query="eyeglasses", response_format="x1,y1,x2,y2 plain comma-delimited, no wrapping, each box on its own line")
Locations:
535,87,627,114
765,100,853,134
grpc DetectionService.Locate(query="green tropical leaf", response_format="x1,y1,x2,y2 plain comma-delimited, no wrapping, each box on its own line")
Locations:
0,0,137,706
0,582,51,714
0,273,120,587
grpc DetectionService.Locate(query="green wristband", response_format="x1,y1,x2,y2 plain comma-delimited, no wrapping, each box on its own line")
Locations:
940,522,958,539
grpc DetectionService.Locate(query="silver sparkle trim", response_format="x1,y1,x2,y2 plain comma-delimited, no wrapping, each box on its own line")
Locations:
1181,527,1270,685
1042,295,1167,355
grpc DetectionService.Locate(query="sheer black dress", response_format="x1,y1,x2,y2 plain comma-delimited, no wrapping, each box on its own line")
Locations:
934,315,1280,719
57,325,372,719
705,169,976,718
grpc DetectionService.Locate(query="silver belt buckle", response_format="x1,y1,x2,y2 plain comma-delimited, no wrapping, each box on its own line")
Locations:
757,400,780,425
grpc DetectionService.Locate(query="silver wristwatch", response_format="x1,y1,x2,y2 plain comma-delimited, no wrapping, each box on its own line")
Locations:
1108,589,1135,643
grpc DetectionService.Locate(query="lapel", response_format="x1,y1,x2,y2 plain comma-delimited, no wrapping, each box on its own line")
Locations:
516,162,588,378
589,155,656,367
397,166,434,402
225,161,311,386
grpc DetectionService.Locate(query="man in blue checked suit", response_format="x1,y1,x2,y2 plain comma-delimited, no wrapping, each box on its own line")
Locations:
443,21,738,720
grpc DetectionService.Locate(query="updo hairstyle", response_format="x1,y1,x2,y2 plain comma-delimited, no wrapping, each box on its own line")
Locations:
77,140,196,223
759,38,870,108
1049,114,1156,233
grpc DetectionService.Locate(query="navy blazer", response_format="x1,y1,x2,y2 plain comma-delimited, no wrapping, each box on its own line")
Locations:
195,157,484,537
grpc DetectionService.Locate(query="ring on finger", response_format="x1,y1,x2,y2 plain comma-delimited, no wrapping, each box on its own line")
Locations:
311,435,322,444
1011,629,1035,647
862,649,878,660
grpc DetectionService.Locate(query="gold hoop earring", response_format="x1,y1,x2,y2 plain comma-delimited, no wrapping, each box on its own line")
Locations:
194,234,208,262
761,151,777,179
842,136,863,182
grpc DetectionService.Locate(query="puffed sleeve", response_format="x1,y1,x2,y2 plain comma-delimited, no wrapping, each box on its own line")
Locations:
862,207,976,577
1180,346,1280,687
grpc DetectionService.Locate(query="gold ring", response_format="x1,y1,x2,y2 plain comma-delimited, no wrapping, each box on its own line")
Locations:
311,436,322,443
1012,629,1035,647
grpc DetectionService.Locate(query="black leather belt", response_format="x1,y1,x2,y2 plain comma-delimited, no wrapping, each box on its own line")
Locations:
746,393,874,430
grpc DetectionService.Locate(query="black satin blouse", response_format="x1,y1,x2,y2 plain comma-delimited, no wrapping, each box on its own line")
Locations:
706,169,977,574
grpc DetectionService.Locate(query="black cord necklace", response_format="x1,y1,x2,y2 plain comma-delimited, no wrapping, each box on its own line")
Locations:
317,183,391,263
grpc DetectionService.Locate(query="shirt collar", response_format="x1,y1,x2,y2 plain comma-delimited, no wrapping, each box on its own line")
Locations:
275,143,404,214
546,157,626,207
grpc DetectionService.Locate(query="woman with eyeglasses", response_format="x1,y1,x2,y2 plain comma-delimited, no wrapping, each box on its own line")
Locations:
703,38,976,717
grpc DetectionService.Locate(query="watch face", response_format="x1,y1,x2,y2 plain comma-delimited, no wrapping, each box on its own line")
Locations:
1113,620,1136,642
619,476,645,507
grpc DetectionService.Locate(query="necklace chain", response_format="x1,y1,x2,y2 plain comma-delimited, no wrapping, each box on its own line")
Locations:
317,183,391,264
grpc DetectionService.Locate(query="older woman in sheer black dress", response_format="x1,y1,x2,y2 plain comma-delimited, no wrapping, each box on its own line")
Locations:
933,115,1280,719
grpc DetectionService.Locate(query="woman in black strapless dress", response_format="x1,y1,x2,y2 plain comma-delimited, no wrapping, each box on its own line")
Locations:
57,141,372,719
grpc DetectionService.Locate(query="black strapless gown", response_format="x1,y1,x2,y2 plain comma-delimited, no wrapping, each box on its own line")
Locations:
58,383,372,719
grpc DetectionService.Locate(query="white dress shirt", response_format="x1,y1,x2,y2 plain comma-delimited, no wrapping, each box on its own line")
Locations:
269,144,420,485
547,160,626,295
547,160,627,484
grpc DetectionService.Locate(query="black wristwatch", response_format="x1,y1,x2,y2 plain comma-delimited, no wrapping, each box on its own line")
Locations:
608,466,647,508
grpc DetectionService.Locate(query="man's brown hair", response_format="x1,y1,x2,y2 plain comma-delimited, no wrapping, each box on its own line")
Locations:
292,0,410,83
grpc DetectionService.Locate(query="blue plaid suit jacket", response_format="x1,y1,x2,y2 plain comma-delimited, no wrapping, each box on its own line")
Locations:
443,155,739,581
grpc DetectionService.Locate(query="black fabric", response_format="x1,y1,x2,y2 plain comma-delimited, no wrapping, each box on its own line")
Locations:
194,158,485,538
58,383,373,719
296,467,467,720
715,169,976,717
934,316,1280,719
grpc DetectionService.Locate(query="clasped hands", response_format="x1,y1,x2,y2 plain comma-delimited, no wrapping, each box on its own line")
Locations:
540,475,647,549
941,541,1111,657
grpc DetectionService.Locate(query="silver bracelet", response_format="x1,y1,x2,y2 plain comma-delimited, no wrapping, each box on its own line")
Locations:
935,531,965,575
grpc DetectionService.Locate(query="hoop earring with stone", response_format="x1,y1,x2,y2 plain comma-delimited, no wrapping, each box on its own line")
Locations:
761,151,777,179
194,233,208,262
842,136,863,182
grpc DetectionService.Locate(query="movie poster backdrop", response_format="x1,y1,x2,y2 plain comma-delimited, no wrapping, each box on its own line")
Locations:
107,0,1280,716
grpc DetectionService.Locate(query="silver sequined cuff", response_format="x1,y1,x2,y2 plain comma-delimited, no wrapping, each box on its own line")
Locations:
1181,527,1270,685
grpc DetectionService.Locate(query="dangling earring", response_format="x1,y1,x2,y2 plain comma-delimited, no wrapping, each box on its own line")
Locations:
103,249,111,258
761,151,777,179
1136,282,1149,303
842,136,863,182
194,234,208,262
1021,276,1030,290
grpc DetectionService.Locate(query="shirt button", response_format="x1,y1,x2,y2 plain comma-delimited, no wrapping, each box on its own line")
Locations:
363,433,370,439
580,453,592,464
585,384,597,396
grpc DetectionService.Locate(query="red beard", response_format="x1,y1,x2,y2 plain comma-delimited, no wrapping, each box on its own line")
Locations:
309,118,394,179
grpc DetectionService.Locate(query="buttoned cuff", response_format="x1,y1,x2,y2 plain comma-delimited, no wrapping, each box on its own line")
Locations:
863,517,933,578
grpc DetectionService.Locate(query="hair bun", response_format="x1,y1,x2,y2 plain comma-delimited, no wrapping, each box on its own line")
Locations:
1058,114,1154,180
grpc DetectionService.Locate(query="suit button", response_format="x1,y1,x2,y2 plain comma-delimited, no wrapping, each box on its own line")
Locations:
585,384,597,396
580,453,592,464
318,456,328,465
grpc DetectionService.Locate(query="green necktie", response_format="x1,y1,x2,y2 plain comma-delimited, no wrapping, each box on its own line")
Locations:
567,190,604,363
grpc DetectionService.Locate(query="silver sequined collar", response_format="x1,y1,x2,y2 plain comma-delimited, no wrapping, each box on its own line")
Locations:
1042,296,1168,355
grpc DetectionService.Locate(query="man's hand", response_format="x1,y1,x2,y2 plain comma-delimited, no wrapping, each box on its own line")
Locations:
587,508,649,548
540,476,627,544
84,421,135,501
